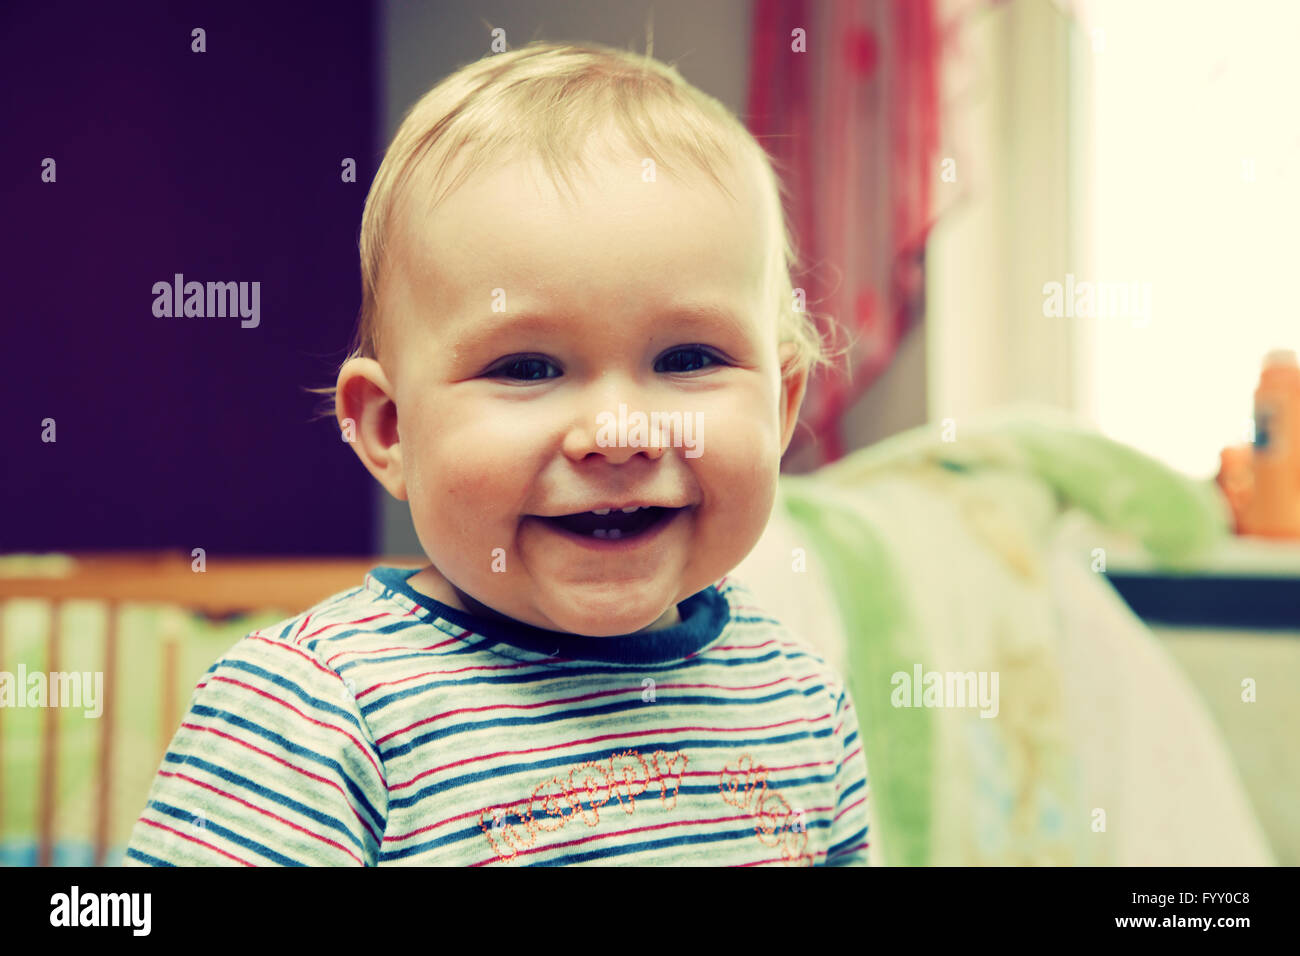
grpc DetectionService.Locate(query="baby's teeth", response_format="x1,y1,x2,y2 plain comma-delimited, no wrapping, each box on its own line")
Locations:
620,506,639,513
607,529,622,539
593,528,608,539
592,508,611,515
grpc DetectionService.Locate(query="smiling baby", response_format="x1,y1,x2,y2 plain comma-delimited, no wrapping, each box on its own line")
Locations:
124,41,870,866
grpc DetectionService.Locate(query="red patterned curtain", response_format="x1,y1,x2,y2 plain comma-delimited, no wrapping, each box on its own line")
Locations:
748,0,941,467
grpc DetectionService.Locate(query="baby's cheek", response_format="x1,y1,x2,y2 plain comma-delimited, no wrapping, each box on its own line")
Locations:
694,422,779,548
699,412,780,487
428,416,514,490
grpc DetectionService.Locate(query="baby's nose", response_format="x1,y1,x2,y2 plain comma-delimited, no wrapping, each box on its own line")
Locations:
562,389,668,464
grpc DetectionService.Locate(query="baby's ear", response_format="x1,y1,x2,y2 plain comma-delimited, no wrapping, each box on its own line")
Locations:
777,342,810,456
335,358,408,501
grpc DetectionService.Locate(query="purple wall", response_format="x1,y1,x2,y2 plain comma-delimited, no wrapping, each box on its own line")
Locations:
2,0,378,555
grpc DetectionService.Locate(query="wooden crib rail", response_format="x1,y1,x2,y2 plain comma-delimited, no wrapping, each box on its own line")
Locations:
0,550,426,866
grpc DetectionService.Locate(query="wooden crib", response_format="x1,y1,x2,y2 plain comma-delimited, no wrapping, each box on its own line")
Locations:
0,550,424,866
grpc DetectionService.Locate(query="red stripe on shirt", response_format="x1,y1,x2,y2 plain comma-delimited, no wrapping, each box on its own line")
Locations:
388,714,830,791
137,817,256,866
208,675,386,784
159,769,366,865
180,722,381,842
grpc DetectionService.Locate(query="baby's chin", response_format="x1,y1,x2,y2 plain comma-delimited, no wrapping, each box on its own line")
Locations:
422,562,690,636
524,585,684,637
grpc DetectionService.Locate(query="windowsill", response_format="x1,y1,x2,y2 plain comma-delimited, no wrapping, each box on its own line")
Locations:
1105,535,1300,630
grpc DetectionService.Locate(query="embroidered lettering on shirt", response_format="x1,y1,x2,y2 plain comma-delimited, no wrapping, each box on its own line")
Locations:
477,748,813,865
719,753,814,866
478,748,688,860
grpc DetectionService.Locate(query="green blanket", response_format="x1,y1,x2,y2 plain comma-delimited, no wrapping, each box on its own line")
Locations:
778,402,1230,865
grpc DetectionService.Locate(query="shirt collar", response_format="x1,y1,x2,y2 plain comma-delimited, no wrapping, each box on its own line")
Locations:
366,566,730,665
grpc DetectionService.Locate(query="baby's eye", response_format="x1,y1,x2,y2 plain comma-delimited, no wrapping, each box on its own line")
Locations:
656,347,723,374
489,356,561,381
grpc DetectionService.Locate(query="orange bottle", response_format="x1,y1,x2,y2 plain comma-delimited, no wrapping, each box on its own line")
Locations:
1240,349,1300,538
1216,444,1253,534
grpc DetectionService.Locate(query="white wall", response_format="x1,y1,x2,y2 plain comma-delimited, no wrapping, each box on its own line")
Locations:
925,0,1079,432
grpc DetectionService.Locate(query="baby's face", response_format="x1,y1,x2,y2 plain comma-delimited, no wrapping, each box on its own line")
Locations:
358,145,806,636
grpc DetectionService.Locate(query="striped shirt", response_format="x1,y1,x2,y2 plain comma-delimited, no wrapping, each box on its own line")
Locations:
123,566,871,866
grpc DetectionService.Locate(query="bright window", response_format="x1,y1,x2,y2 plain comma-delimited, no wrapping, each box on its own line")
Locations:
1080,0,1300,479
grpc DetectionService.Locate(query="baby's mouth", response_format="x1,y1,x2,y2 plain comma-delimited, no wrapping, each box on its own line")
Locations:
538,505,679,540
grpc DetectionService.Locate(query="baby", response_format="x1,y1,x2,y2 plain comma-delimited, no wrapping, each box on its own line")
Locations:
125,40,870,866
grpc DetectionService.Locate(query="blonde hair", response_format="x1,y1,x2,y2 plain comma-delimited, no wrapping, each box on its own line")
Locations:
308,39,837,420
